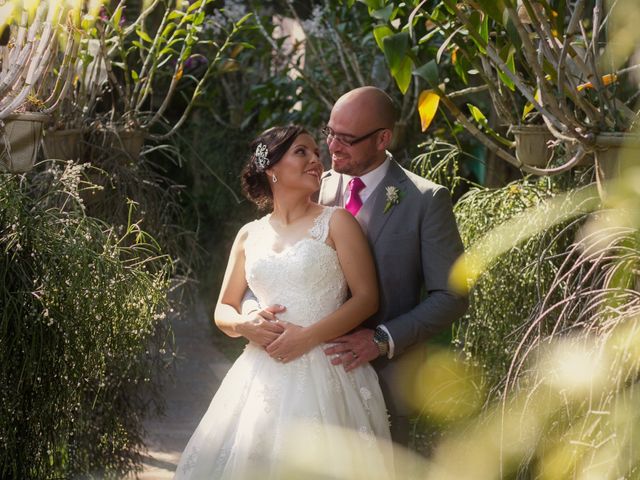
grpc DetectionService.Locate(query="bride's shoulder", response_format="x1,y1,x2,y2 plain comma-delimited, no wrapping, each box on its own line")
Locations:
235,216,267,243
326,207,363,239
325,206,353,225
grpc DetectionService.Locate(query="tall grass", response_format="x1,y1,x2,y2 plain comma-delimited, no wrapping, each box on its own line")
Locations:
0,162,173,478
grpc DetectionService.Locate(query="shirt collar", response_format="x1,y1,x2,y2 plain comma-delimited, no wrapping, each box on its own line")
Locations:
342,152,392,198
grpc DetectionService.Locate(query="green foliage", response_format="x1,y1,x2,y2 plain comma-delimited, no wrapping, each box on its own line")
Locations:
0,164,173,478
452,177,585,398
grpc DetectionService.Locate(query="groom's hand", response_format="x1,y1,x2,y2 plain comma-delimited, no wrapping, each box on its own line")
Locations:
324,328,378,372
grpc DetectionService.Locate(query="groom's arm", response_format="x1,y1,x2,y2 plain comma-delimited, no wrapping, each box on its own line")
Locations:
383,186,468,356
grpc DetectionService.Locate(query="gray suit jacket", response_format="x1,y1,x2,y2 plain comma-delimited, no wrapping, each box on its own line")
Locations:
318,159,468,416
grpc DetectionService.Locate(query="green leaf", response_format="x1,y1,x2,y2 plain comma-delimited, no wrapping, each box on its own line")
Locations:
468,11,487,54
382,31,409,72
476,0,506,25
167,10,184,20
131,70,139,81
235,12,252,27
382,31,414,93
467,103,513,147
187,0,202,13
393,56,414,94
497,45,515,91
468,103,487,124
194,11,205,26
112,6,124,28
159,46,180,56
173,29,188,38
480,12,489,45
137,29,153,43
413,59,439,87
442,0,457,15
161,23,176,37
505,16,522,50
453,52,470,85
371,4,394,22
373,25,394,51
362,0,384,10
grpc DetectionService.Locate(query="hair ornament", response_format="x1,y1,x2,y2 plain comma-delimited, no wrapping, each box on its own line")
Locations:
254,143,270,172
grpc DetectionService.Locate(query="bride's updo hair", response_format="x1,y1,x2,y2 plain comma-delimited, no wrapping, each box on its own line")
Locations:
241,125,308,209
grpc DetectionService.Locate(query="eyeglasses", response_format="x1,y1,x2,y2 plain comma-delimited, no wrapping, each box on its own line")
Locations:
321,126,386,147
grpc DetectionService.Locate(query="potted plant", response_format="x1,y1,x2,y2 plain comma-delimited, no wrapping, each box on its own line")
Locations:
87,0,252,164
368,0,640,183
1,2,85,171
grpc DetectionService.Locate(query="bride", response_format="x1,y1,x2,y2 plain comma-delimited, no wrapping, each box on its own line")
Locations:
174,125,392,479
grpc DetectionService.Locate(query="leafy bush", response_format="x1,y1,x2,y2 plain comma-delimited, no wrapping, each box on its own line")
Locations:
0,163,172,479
452,176,588,400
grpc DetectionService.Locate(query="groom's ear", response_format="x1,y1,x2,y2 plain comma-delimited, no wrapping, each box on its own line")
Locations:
377,128,393,151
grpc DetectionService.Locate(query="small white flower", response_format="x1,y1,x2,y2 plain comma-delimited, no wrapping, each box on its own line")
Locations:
384,186,402,213
385,186,399,203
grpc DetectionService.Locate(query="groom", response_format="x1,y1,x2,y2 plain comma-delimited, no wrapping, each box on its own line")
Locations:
253,86,468,446
320,86,468,445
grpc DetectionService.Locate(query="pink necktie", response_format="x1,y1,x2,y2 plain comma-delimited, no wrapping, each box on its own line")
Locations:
345,177,365,216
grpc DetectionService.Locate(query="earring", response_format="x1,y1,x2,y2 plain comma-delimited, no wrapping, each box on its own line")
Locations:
272,174,278,183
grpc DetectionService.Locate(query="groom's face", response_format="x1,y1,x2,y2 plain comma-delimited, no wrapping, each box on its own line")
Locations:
326,100,385,177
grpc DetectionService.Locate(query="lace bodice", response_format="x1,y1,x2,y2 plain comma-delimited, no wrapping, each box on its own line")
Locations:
244,207,347,327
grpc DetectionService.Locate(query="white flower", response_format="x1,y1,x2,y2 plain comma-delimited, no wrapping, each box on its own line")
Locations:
384,186,402,213
385,186,399,203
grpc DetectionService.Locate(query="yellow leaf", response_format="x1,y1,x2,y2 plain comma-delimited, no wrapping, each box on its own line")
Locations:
418,90,440,132
174,65,184,82
522,88,541,120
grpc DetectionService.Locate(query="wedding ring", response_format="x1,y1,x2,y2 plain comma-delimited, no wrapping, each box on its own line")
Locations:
277,356,283,361
351,351,358,359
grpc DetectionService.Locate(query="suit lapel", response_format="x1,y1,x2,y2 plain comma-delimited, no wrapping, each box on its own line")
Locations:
365,161,407,244
318,170,342,207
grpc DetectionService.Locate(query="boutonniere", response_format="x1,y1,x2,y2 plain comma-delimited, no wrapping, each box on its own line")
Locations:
384,186,403,213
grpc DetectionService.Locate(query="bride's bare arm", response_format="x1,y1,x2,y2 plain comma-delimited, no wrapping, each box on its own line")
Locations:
266,209,378,361
214,226,284,346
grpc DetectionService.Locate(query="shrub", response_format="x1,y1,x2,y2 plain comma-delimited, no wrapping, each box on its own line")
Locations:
0,162,172,479
452,176,587,400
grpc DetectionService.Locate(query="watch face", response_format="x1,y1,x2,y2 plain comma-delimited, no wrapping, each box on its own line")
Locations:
374,327,389,343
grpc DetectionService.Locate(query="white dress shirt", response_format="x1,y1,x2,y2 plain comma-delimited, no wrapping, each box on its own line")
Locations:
342,153,391,206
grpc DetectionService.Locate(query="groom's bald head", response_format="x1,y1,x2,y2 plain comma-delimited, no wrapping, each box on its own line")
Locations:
334,87,397,130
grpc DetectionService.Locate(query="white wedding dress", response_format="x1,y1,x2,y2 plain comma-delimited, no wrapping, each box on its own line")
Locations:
175,207,392,479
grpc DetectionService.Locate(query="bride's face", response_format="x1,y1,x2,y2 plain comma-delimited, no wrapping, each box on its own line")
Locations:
269,134,323,193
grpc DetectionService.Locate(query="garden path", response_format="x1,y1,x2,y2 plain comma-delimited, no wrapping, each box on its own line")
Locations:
134,299,232,479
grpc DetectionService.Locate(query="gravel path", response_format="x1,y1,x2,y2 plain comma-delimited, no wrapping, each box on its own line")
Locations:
132,299,233,479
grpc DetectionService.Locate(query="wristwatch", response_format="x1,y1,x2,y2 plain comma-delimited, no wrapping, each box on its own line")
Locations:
373,326,389,357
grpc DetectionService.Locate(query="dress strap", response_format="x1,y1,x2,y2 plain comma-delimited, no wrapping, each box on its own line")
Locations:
309,206,338,243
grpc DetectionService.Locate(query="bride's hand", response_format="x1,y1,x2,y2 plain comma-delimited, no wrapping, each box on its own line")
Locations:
265,322,316,363
236,310,285,347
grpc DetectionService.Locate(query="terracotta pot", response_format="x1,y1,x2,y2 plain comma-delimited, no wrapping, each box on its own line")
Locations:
512,125,554,167
107,128,145,162
43,128,83,160
594,133,640,199
0,112,50,173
